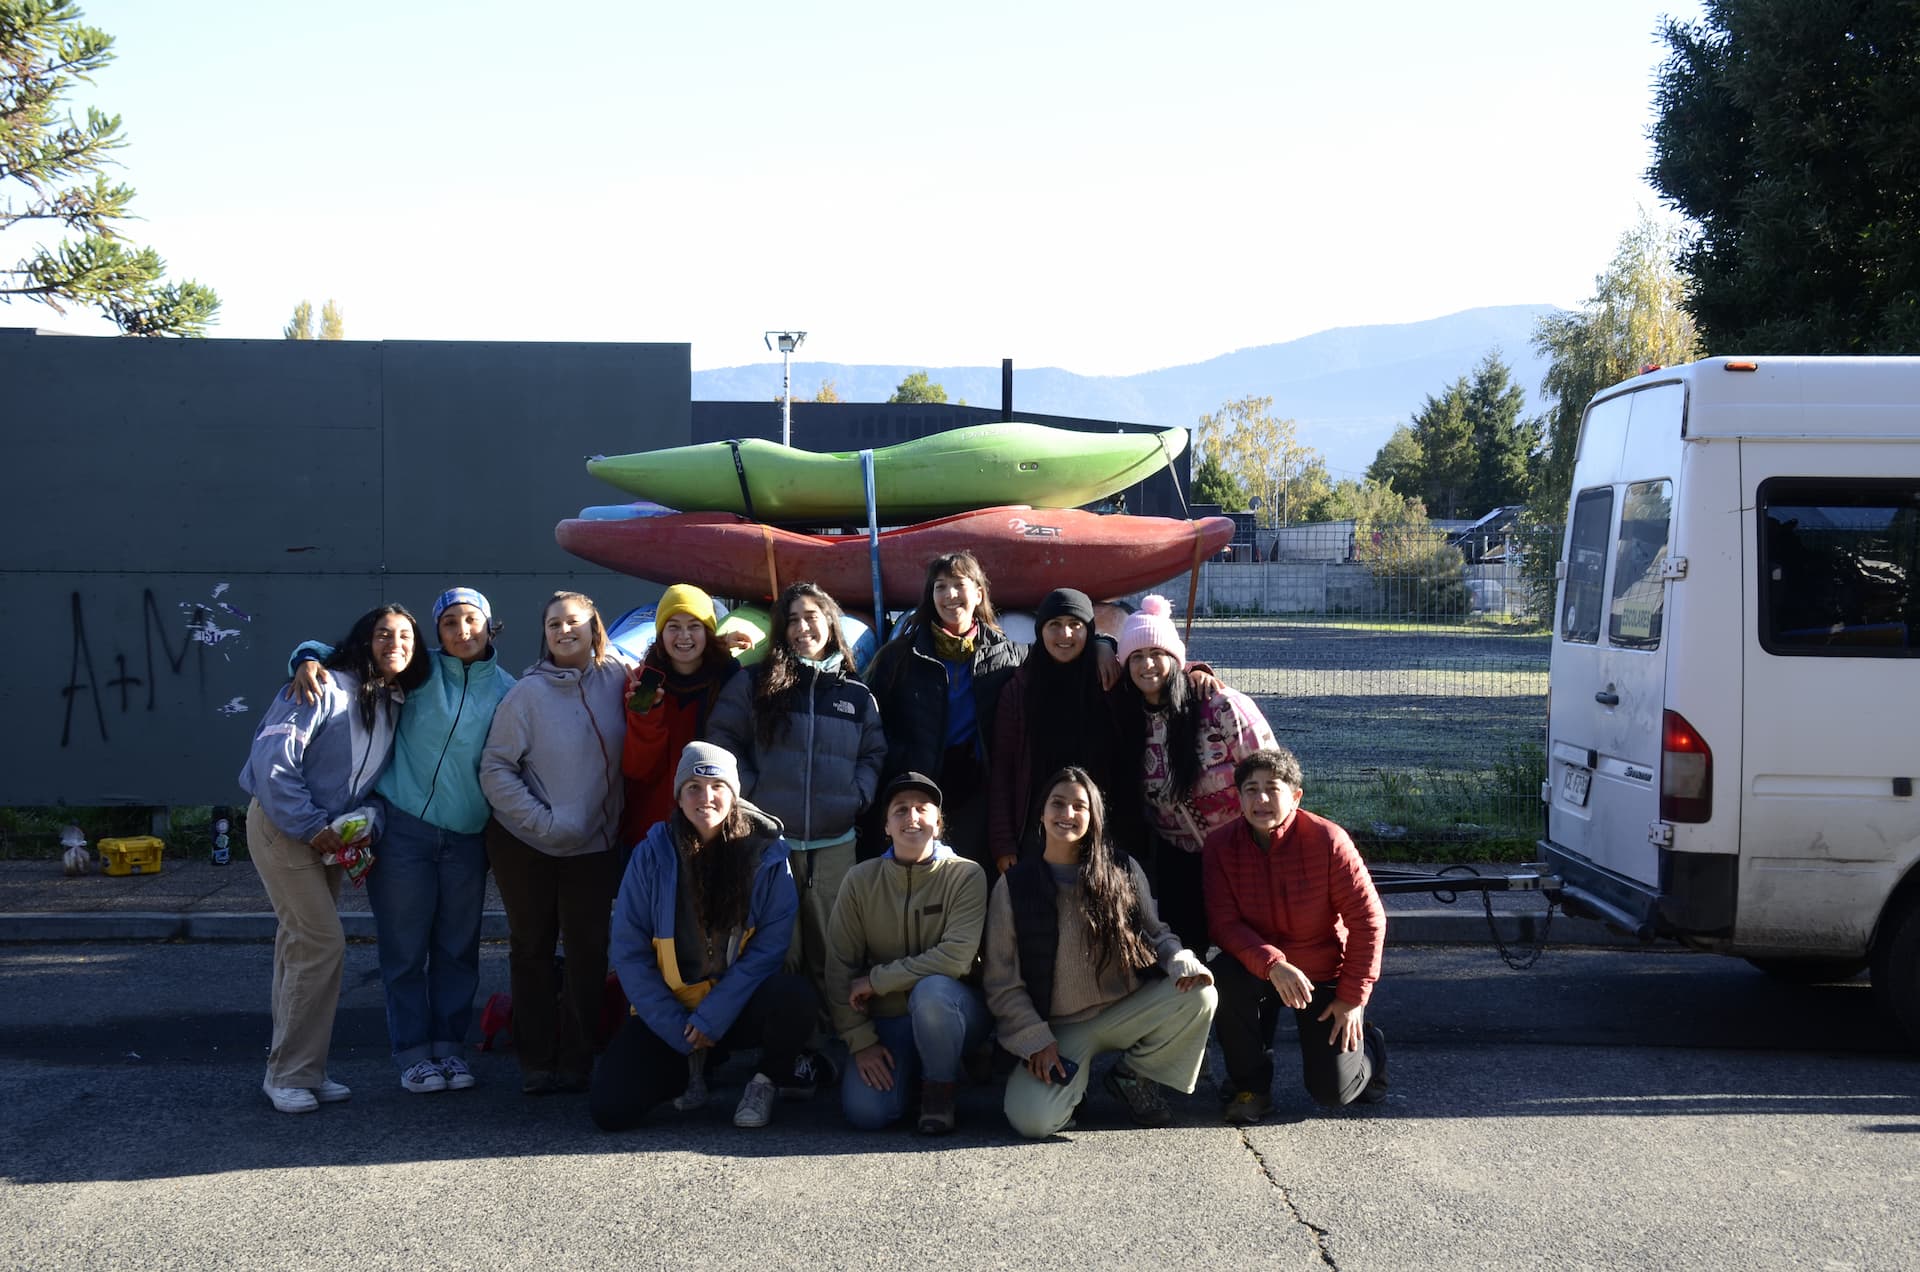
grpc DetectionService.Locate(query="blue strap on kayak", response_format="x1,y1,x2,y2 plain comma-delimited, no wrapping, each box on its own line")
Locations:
861,449,884,628
725,439,758,520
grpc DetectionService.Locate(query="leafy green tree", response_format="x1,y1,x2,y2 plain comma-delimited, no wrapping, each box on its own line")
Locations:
1650,0,1920,352
1197,395,1326,526
1191,446,1248,511
1,1,218,335
284,298,343,340
1366,352,1534,520
887,371,947,404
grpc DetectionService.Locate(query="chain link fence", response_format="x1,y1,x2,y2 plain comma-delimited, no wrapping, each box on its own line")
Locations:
1169,522,1557,857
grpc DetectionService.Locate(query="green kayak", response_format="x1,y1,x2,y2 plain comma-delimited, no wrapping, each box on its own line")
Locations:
586,422,1187,522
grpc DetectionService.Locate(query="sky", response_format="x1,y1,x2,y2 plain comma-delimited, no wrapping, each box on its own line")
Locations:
14,0,1705,377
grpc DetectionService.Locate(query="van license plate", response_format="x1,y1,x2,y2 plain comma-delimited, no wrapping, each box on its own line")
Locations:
1562,765,1592,807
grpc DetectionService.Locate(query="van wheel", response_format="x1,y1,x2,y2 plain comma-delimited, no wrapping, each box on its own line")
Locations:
1870,893,1920,1043
1743,956,1869,983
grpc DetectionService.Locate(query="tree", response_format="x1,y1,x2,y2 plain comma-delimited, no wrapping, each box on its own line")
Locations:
284,298,343,340
887,371,947,404
1191,447,1248,510
1,1,218,335
1365,352,1535,520
1650,0,1920,352
1530,216,1701,519
1196,395,1326,526
813,379,841,403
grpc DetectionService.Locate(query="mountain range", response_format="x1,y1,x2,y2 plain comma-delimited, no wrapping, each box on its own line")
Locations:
691,303,1560,480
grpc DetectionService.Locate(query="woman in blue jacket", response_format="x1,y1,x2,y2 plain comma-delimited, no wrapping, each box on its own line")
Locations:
591,742,818,1131
288,587,516,1096
241,603,427,1114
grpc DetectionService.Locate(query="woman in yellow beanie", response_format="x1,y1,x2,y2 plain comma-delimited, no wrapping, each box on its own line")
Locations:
618,584,744,852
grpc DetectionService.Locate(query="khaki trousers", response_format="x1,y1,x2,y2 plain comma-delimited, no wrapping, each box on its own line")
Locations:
248,799,345,1087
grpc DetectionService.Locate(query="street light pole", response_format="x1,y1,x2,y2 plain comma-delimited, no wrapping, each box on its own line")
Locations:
765,331,807,447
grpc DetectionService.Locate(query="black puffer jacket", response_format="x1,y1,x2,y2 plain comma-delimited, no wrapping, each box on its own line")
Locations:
705,659,886,845
864,623,1027,786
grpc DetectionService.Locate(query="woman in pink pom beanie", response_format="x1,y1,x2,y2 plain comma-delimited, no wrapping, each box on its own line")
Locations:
1114,595,1277,951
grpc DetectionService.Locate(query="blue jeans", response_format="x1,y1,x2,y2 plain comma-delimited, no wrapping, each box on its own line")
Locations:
840,975,989,1130
365,801,489,1067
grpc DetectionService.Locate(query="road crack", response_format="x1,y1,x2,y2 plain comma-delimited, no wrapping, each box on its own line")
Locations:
1238,1127,1338,1269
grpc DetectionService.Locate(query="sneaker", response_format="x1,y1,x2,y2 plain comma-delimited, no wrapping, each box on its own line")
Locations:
262,1081,318,1114
733,1073,777,1128
916,1080,958,1136
1358,1024,1389,1104
1103,1062,1172,1127
1223,1089,1273,1125
778,1050,832,1101
402,1060,449,1093
673,1050,709,1111
311,1077,352,1104
438,1057,476,1091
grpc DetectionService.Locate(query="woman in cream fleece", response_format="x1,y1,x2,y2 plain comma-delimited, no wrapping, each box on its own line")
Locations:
983,766,1217,1138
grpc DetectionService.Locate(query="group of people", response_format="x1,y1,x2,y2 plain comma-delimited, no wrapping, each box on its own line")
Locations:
237,553,1389,1135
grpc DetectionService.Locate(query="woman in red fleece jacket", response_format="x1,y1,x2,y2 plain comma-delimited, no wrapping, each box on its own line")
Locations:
1202,746,1388,1123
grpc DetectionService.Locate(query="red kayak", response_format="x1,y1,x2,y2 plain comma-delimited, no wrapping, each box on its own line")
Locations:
554,505,1235,607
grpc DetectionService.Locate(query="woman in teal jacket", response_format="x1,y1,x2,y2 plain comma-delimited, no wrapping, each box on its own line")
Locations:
591,742,817,1131
290,586,516,1095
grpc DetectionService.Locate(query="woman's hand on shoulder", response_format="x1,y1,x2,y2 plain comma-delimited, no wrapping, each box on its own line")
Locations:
285,660,331,706
1187,664,1223,702
1095,642,1121,690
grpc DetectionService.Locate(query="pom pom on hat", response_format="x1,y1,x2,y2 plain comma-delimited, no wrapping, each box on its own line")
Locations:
1115,593,1186,668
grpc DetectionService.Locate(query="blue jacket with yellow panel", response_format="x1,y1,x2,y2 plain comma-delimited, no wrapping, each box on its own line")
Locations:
609,798,797,1054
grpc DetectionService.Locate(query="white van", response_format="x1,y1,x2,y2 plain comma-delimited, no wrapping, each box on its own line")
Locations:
1542,356,1920,1041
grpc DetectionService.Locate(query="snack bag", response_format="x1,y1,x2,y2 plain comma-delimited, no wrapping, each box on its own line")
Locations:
322,805,381,885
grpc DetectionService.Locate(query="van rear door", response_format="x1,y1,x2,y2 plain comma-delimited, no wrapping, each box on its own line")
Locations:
1546,382,1685,923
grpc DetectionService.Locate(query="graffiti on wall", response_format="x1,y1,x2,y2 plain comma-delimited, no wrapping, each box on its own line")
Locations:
61,584,254,745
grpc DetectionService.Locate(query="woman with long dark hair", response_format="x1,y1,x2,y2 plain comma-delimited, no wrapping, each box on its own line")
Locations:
591,742,817,1131
1115,595,1277,953
983,766,1216,1138
240,603,428,1113
863,552,1028,867
706,581,884,1090
480,589,634,1095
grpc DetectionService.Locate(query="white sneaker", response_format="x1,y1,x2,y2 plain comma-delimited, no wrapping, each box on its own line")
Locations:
401,1060,449,1093
312,1077,352,1103
263,1081,318,1114
438,1057,476,1091
733,1073,777,1128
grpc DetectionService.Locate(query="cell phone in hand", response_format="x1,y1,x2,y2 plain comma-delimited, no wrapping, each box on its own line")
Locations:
1050,1055,1079,1086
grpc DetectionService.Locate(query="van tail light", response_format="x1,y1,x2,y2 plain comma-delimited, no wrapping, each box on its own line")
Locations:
1661,710,1712,822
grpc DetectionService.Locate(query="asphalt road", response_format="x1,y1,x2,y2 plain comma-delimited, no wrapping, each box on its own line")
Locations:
3,942,1916,1271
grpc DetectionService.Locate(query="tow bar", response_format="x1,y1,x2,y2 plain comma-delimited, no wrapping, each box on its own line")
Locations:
1369,864,1565,970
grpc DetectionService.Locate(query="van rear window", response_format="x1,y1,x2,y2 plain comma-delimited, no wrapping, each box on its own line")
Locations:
1561,487,1614,644
1760,479,1920,657
1609,481,1672,650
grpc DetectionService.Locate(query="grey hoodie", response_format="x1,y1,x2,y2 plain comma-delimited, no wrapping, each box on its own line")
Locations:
480,653,633,857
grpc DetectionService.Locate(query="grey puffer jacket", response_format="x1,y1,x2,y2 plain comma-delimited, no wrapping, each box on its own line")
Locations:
705,657,885,846
479,652,633,857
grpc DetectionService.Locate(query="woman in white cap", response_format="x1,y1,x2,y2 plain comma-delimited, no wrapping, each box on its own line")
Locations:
285,586,516,1096
1114,594,1277,953
593,741,817,1131
481,590,635,1096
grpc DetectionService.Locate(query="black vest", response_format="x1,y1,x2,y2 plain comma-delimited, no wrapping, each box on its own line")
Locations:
1005,849,1147,1022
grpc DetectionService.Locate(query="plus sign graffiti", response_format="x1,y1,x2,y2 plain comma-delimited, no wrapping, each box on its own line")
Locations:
61,584,253,746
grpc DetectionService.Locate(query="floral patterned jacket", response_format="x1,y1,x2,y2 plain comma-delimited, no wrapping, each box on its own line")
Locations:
1140,684,1278,854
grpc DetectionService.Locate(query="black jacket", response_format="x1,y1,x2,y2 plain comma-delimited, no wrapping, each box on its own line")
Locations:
865,622,1027,787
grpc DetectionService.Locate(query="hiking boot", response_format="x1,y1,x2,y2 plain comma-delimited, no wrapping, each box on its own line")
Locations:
779,1049,833,1101
916,1080,958,1136
1223,1089,1273,1125
262,1081,318,1114
1103,1062,1172,1127
734,1073,777,1128
311,1077,352,1104
401,1060,449,1094
438,1057,476,1091
1358,1024,1389,1104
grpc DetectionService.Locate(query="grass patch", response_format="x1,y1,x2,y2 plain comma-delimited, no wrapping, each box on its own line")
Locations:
0,805,245,861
